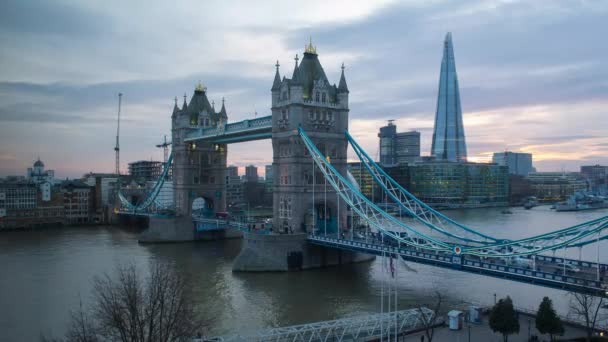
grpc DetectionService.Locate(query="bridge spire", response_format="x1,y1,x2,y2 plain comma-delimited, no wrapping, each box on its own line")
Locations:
219,97,227,119
338,62,349,93
305,36,316,54
291,54,301,84
272,60,281,91
182,93,188,110
172,96,179,116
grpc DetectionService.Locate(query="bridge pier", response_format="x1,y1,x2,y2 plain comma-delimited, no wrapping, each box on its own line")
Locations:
139,216,242,243
232,232,374,271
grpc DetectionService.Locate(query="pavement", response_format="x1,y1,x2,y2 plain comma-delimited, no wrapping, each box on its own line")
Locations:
399,314,590,342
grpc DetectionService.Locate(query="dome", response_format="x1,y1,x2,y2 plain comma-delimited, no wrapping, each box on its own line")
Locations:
34,159,44,168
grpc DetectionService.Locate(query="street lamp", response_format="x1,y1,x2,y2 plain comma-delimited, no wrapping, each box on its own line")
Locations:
494,293,497,304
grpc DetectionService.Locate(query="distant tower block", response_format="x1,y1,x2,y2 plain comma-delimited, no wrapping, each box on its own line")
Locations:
431,32,468,162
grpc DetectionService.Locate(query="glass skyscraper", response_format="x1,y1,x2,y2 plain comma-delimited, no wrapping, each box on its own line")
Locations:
431,32,467,162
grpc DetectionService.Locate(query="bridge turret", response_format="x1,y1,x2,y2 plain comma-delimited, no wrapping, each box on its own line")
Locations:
182,93,188,111
172,83,227,217
337,63,349,108
219,97,228,122
271,40,349,235
271,61,282,107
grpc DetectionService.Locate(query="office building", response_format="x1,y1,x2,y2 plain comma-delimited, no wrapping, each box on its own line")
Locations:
128,160,163,181
409,162,508,207
348,162,376,200
525,172,587,201
430,32,467,162
580,165,608,195
61,180,93,224
245,165,258,183
378,121,421,166
492,152,534,176
0,180,64,229
225,166,243,207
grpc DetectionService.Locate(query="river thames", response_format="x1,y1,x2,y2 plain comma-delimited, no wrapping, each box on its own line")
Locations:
1,205,608,341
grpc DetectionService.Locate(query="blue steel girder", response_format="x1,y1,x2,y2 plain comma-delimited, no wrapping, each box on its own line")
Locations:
118,152,174,214
184,115,272,144
300,127,608,258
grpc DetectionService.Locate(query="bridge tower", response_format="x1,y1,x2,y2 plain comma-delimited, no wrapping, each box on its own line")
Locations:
271,41,350,234
171,83,227,217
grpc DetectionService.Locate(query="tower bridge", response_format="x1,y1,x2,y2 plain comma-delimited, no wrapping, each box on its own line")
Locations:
119,41,608,296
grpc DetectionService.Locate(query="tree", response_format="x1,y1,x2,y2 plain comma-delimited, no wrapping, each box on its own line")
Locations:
489,296,520,342
569,292,606,342
416,291,443,342
45,262,208,342
535,296,564,341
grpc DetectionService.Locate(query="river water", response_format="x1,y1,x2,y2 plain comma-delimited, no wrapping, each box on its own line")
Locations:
1,205,608,341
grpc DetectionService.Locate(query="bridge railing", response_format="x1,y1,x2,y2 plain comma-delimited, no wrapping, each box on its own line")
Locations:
204,307,434,342
309,235,608,294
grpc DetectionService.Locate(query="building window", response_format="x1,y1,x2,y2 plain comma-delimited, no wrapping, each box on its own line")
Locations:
321,93,326,103
315,92,320,102
279,196,292,219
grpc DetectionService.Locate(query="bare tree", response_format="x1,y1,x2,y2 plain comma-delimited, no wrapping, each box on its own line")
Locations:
44,262,208,342
417,291,443,342
568,292,606,342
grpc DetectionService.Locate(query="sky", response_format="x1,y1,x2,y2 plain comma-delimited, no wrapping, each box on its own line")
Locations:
0,0,606,178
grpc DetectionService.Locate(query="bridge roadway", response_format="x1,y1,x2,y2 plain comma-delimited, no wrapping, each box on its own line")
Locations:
308,233,608,296
148,216,608,295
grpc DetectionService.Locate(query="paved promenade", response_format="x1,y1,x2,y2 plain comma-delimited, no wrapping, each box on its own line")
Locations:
401,314,589,342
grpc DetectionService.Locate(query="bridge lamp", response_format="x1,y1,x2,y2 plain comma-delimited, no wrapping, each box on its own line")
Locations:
191,142,196,150
214,144,219,151
326,156,331,163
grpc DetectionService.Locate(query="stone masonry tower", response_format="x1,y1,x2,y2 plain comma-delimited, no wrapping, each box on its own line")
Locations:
172,83,227,217
271,41,350,234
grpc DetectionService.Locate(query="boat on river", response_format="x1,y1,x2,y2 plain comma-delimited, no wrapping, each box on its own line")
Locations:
555,192,608,212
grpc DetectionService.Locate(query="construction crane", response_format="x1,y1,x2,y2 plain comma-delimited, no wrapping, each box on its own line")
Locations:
114,93,122,175
156,135,172,163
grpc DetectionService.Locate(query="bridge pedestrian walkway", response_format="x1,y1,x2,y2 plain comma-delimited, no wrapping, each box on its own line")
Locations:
203,307,434,342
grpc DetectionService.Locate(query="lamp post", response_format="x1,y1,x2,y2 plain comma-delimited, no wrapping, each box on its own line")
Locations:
468,324,471,342
494,293,497,305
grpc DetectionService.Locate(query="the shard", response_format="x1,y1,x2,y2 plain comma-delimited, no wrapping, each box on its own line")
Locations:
431,32,467,162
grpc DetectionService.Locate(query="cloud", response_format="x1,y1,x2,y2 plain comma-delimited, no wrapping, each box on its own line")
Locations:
0,0,607,177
